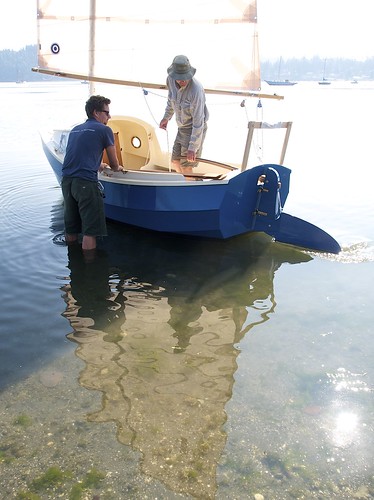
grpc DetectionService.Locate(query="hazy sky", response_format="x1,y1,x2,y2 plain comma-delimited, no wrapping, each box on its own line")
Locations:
1,0,373,60
259,0,373,60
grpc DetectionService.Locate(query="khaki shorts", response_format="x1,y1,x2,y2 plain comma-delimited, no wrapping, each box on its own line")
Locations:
61,176,107,237
172,125,207,168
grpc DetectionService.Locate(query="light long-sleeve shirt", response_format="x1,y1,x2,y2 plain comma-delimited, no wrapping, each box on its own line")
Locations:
162,76,209,153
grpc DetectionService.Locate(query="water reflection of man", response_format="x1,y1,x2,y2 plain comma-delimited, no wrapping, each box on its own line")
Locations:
60,231,313,499
64,245,124,339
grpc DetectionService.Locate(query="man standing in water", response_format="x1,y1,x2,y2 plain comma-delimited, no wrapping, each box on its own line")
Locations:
61,95,122,253
159,55,209,177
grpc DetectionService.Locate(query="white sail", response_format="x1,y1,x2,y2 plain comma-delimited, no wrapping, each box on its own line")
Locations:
36,0,261,93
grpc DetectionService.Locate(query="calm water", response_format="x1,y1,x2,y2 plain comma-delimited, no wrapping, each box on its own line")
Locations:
0,81,373,499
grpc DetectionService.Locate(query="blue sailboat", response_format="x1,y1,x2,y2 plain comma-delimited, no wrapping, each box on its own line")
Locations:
33,0,340,254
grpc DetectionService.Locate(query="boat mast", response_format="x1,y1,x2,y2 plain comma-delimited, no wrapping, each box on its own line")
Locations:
277,57,282,80
89,0,96,95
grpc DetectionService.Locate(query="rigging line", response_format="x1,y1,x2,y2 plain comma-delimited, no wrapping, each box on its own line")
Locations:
140,85,172,171
255,99,264,163
241,98,264,164
165,129,172,172
141,87,160,127
143,89,168,100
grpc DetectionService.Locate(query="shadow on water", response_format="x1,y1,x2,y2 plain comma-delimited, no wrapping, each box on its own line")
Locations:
58,214,312,498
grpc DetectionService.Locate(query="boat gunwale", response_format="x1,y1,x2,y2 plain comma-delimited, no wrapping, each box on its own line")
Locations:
99,170,232,187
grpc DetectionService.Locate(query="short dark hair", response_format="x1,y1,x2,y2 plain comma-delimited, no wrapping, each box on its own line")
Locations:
85,95,111,118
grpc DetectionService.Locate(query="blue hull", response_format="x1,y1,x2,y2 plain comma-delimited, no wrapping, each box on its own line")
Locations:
102,165,290,239
43,140,340,254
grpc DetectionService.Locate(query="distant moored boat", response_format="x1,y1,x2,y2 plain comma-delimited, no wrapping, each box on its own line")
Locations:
318,58,331,85
265,57,297,86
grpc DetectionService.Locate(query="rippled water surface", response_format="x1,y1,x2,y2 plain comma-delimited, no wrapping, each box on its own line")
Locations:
0,82,373,499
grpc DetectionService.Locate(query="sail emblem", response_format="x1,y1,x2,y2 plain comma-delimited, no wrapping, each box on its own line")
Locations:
50,43,60,54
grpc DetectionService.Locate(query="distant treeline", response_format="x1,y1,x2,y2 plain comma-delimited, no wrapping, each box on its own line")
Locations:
261,56,374,81
0,45,54,82
1,45,373,82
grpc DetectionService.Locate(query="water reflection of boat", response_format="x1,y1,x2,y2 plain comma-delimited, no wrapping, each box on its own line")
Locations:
60,223,311,498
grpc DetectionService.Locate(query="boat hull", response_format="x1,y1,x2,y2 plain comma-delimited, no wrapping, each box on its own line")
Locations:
265,80,297,86
41,129,340,254
101,166,290,239
43,136,288,239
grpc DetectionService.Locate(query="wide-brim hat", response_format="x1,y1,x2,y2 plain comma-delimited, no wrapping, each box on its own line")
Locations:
167,55,196,80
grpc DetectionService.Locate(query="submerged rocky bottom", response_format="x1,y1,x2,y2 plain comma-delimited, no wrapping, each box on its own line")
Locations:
1,351,372,500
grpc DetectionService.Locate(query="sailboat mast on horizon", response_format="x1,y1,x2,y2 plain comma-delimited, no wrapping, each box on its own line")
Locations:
318,58,331,85
265,56,297,86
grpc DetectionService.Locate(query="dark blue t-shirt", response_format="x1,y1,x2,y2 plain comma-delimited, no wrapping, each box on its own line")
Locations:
62,118,114,182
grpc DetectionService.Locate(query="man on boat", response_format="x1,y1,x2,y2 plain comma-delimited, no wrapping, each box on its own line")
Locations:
61,95,122,254
159,55,209,177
